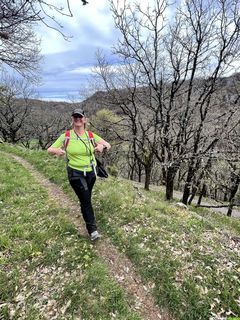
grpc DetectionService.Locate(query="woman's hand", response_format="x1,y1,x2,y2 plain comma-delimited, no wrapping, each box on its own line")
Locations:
47,147,66,156
56,148,66,156
94,144,106,153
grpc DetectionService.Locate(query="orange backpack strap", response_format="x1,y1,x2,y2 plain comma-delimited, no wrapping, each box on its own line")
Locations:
64,130,71,149
88,130,95,146
88,130,94,139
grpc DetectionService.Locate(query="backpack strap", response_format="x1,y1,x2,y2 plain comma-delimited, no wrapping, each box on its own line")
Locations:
88,130,98,176
88,130,95,147
64,130,71,149
65,130,94,149
88,130,94,139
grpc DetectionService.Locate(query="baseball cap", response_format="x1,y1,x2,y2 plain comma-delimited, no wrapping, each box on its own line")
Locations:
71,109,85,117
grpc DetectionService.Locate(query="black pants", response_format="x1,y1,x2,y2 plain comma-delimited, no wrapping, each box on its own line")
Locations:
67,167,97,235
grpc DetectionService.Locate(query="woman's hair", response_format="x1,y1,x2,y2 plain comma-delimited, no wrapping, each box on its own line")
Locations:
84,119,89,129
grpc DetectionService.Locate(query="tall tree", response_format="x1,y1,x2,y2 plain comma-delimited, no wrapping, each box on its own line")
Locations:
95,52,160,190
96,0,240,200
0,0,40,78
0,0,88,78
0,76,32,143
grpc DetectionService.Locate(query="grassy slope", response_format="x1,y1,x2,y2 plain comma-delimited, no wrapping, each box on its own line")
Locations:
0,151,140,320
1,144,240,320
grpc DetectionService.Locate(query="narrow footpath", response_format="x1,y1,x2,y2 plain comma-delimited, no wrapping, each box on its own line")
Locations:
9,153,173,320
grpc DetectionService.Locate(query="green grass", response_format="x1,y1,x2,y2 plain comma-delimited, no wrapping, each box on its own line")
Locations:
1,143,240,320
0,150,140,320
94,180,240,319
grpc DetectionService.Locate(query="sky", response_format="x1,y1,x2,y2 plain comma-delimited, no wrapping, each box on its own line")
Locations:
32,0,240,102
36,0,119,102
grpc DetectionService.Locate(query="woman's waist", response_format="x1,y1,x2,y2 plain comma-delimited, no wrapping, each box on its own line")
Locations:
67,156,96,171
67,164,94,173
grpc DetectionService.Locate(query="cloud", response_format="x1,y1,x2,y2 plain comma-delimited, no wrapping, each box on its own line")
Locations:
35,0,175,101
36,0,116,55
33,0,123,100
68,66,93,74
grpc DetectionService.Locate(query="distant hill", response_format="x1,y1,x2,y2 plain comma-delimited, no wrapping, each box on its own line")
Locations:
27,92,115,118
28,99,78,115
28,72,240,118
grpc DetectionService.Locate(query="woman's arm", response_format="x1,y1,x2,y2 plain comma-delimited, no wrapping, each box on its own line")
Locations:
94,139,111,153
47,146,66,156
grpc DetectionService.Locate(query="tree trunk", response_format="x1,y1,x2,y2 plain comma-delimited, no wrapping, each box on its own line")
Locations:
162,167,166,186
197,183,207,206
144,165,151,191
182,165,195,204
227,175,240,217
128,158,136,180
188,185,197,205
227,200,234,217
138,161,142,183
165,167,177,200
223,191,228,202
189,157,212,205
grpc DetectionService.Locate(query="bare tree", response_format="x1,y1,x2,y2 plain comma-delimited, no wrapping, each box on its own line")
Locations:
0,1,41,78
94,52,161,190
25,101,70,149
90,108,123,173
172,0,240,204
0,76,33,143
0,74,72,148
218,118,240,216
97,0,240,201
0,0,89,78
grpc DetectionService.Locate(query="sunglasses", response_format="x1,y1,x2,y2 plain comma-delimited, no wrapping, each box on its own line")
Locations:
73,114,84,119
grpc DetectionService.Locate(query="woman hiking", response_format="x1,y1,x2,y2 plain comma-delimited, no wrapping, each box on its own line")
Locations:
47,108,111,241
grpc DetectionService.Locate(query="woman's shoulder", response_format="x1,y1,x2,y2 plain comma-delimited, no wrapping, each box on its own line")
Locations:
62,129,73,136
57,130,72,141
87,130,100,136
87,130,94,136
88,130,102,142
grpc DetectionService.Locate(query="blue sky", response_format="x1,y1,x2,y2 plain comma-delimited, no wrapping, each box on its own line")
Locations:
36,0,119,101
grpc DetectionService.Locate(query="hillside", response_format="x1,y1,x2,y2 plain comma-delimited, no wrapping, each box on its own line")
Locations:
1,143,240,320
19,72,240,120
81,72,240,113
27,99,78,115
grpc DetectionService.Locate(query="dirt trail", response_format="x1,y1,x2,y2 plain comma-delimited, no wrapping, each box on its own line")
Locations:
9,153,173,320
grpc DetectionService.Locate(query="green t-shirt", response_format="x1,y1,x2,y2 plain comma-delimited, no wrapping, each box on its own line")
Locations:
51,130,102,172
